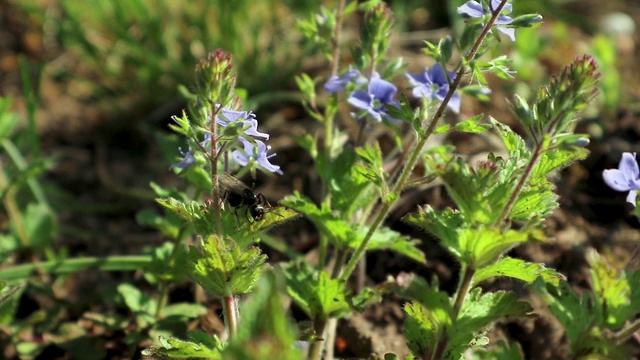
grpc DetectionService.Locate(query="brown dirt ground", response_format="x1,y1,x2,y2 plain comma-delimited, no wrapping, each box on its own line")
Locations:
3,0,640,359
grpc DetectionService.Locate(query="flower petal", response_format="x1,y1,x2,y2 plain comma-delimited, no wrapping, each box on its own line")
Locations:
457,1,484,18
369,77,397,103
497,26,516,41
348,89,373,110
619,152,639,179
627,190,638,207
603,169,633,191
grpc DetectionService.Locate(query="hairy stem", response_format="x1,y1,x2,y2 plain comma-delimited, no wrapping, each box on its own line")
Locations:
222,295,238,339
308,317,328,360
210,105,223,234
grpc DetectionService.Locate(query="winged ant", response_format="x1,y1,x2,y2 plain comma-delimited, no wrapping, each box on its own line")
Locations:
218,173,271,221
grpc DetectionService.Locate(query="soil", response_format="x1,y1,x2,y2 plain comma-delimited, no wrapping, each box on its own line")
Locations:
2,0,640,359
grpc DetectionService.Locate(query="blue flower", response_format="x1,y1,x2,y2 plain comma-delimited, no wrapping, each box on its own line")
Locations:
171,147,196,170
216,108,269,139
347,76,400,122
232,137,283,175
457,0,515,41
603,152,640,206
324,68,366,93
406,64,461,114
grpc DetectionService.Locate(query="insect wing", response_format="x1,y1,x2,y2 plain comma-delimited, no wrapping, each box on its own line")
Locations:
218,173,251,193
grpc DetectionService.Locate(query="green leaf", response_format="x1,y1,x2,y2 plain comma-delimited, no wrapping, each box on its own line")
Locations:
19,203,56,252
404,302,446,358
405,207,529,268
144,241,189,284
588,249,637,330
434,124,451,134
142,335,222,359
156,197,215,236
0,282,24,325
281,262,352,319
0,97,20,141
281,192,353,249
509,179,558,224
474,257,564,286
455,115,492,133
188,235,267,296
136,208,182,239
533,279,595,348
118,283,158,316
161,303,207,319
491,119,528,158
397,275,453,357
465,340,524,360
223,272,302,359
533,146,589,177
355,226,426,263
446,289,532,356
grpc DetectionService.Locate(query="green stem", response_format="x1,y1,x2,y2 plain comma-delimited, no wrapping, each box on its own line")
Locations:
340,135,428,281
432,266,475,359
0,255,152,281
495,145,543,226
210,105,223,235
308,317,328,360
613,317,640,344
222,295,238,339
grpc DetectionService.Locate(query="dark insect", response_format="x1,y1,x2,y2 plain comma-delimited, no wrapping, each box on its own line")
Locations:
219,173,270,221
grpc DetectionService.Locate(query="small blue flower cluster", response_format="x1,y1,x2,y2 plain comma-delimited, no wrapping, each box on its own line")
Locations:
172,108,282,174
324,0,515,123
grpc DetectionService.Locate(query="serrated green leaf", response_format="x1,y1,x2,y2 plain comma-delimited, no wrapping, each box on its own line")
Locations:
404,302,444,358
404,206,464,259
398,276,454,357
588,250,636,330
455,115,492,133
533,146,589,177
355,226,425,263
533,279,595,347
459,228,529,268
405,207,529,268
491,118,529,158
142,335,222,358
474,257,564,286
457,289,532,331
281,262,352,320
281,192,353,248
446,289,532,356
189,235,267,296
509,179,558,223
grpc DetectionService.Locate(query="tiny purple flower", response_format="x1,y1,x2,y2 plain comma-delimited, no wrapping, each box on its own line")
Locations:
171,147,196,170
232,138,283,175
406,64,461,114
347,76,400,122
603,152,640,206
457,0,515,41
324,68,366,93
